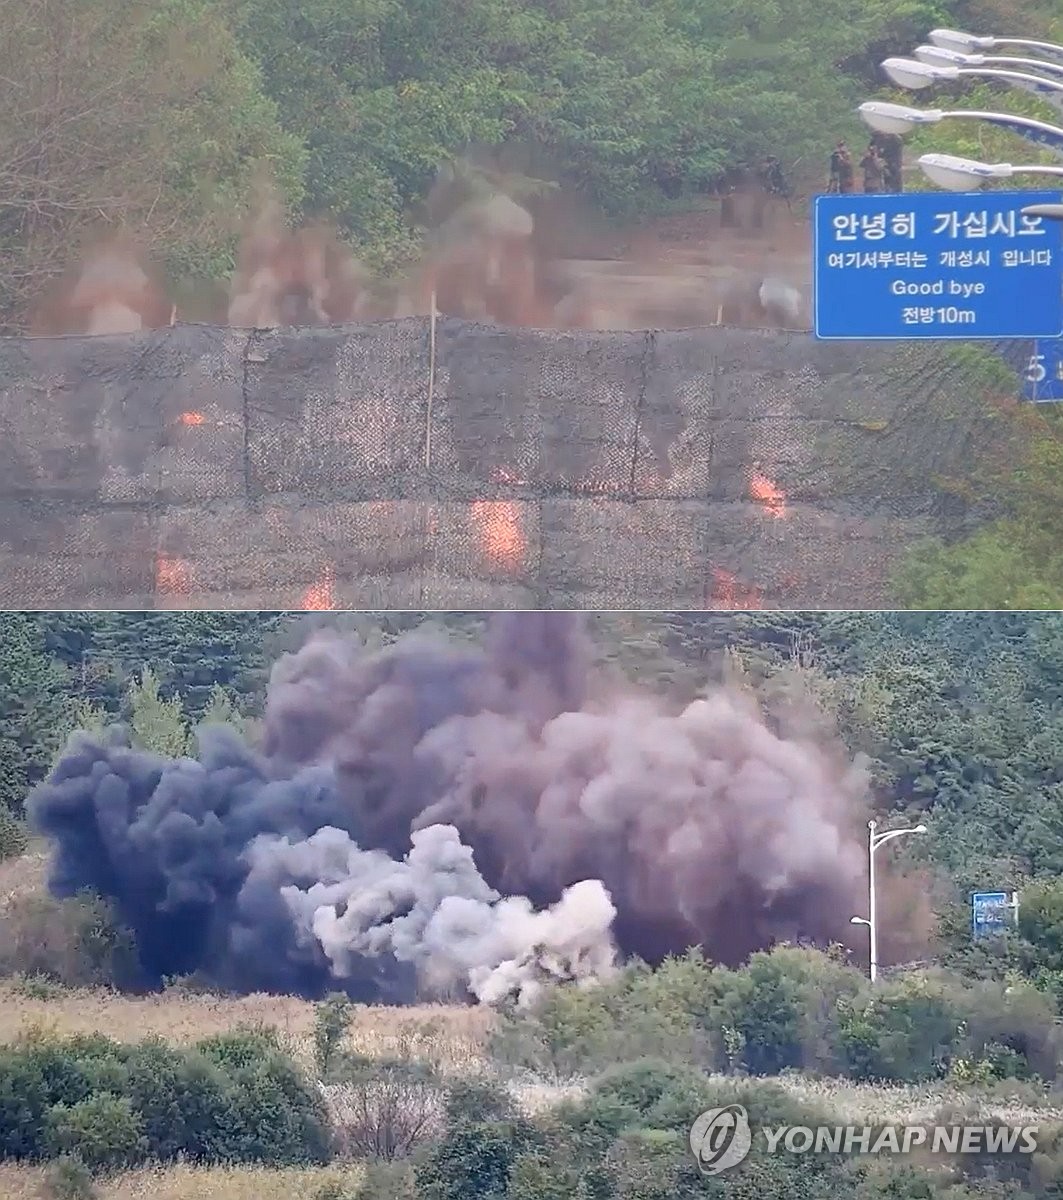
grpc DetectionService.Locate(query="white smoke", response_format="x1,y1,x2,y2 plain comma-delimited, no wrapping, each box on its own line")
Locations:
248,822,618,1007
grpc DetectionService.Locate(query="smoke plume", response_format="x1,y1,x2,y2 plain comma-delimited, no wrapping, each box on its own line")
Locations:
32,238,174,336
28,613,870,1003
34,154,808,335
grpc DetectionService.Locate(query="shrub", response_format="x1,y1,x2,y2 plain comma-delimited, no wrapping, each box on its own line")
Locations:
843,975,962,1082
443,1076,516,1127
602,1128,701,1200
713,946,862,1077
956,978,1060,1082
43,1093,147,1172
0,1029,330,1169
589,1059,697,1124
41,1156,99,1200
222,1051,332,1165
326,1059,443,1161
0,806,28,861
11,973,66,1000
314,993,354,1077
509,1142,606,1200
0,1044,53,1157
196,1024,284,1070
0,891,137,987
416,1117,540,1200
121,1038,236,1162
490,983,620,1080
352,1161,420,1200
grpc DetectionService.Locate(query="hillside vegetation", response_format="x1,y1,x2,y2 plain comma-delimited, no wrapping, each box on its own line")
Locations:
2,0,1060,328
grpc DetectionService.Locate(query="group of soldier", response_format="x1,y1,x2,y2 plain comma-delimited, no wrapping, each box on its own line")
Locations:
827,133,903,194
746,133,903,207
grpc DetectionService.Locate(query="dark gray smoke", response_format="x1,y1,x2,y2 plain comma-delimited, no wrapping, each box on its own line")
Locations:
28,613,868,1002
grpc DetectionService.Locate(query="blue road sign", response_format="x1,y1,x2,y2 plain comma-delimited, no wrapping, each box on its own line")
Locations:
813,190,1063,340
972,891,1011,938
1023,339,1063,403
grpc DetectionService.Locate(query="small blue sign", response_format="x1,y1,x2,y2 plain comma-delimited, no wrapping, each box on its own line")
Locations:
972,891,1011,938
813,190,1063,340
1023,339,1063,403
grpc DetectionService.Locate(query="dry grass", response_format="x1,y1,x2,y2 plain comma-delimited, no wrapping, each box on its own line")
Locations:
0,841,48,913
768,1073,1063,1126
0,1162,363,1200
0,980,492,1072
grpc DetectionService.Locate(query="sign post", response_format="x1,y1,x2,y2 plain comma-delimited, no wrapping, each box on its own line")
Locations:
1023,339,1063,402
972,890,1019,938
813,190,1063,340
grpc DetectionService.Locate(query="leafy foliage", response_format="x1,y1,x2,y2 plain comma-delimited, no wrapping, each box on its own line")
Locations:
0,1028,330,1170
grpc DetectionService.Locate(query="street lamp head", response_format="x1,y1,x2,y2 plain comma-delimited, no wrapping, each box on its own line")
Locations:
850,916,870,926
882,57,959,89
915,44,975,68
1023,203,1063,220
929,28,987,53
858,101,941,135
918,152,1008,190
914,824,928,834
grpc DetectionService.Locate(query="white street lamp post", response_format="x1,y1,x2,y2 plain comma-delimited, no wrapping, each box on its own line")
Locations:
858,101,1063,159
881,57,1063,115
850,819,927,983
918,151,1063,190
915,44,1063,83
929,29,1063,69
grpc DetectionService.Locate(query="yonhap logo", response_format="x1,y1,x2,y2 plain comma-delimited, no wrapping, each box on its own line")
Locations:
689,1104,753,1175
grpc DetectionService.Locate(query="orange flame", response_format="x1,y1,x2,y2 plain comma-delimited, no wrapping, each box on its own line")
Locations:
301,565,335,610
179,411,206,426
155,553,191,596
471,500,525,569
749,470,787,518
707,567,763,610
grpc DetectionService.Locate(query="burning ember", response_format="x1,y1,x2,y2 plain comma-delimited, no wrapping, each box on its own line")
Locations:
155,553,191,596
470,500,525,570
180,411,206,426
749,470,787,518
707,567,763,610
301,566,335,610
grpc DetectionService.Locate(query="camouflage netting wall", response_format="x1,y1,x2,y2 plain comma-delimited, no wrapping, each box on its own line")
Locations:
0,318,1027,609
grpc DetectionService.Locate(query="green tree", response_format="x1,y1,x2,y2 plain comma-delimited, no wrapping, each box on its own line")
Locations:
0,613,72,814
196,684,249,738
127,668,190,757
0,0,306,330
43,1093,148,1172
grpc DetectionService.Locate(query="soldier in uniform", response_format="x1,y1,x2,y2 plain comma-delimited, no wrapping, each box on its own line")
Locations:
860,144,885,194
871,131,904,192
759,156,793,212
828,141,854,194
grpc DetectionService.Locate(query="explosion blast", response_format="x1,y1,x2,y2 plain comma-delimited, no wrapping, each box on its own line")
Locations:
28,614,870,1006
